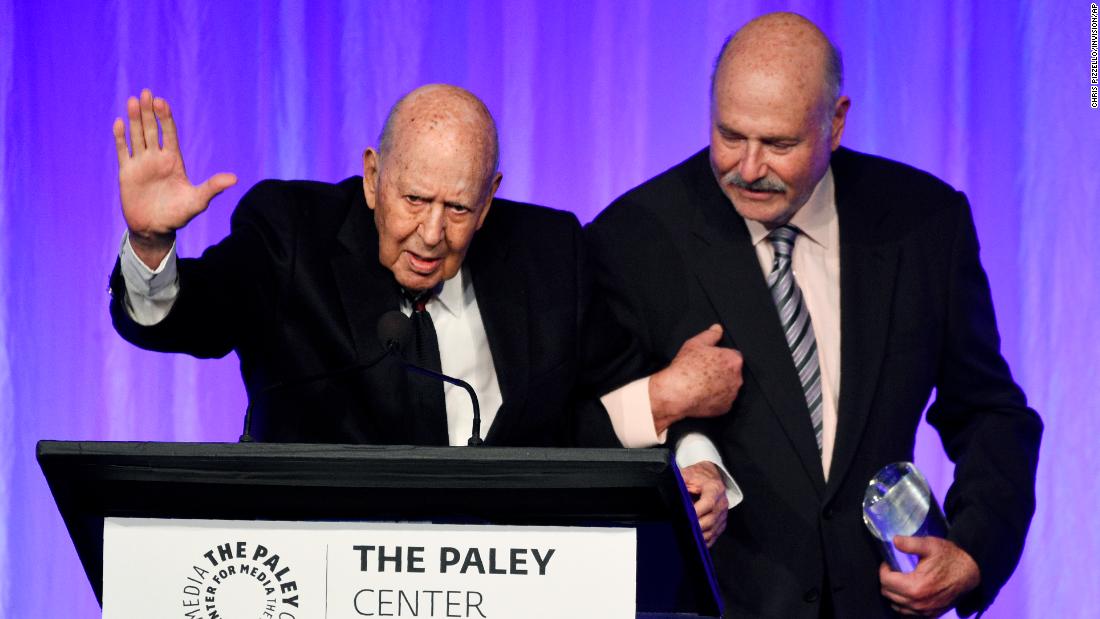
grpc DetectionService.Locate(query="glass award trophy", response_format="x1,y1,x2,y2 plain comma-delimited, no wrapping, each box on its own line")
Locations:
862,461,948,572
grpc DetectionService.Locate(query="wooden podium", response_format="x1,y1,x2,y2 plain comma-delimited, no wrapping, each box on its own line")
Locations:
38,441,723,618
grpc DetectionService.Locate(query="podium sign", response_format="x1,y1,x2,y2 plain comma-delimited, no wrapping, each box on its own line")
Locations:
103,518,636,619
39,442,722,617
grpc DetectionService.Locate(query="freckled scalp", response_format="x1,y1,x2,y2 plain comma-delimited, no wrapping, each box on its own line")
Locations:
377,84,500,176
711,12,844,108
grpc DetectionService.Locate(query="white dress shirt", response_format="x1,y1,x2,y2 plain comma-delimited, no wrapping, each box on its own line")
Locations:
744,167,841,479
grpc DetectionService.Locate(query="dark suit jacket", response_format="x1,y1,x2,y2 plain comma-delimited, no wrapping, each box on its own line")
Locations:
585,147,1042,618
111,176,629,447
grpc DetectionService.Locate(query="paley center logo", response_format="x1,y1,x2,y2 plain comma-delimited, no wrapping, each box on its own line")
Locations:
181,540,301,619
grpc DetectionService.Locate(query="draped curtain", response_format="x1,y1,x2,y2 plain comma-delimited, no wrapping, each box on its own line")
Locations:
1,1,1096,616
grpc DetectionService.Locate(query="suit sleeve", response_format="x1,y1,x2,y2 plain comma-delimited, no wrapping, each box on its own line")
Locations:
925,193,1043,616
566,213,645,447
109,181,287,359
583,201,724,445
584,199,687,377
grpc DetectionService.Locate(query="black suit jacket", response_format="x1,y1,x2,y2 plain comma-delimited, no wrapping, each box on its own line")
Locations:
586,148,1042,618
111,177,628,447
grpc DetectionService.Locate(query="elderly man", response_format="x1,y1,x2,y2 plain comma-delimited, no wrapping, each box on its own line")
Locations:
109,85,738,542
586,12,1042,619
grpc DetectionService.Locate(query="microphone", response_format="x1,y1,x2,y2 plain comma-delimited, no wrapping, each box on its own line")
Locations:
376,310,484,446
376,309,413,353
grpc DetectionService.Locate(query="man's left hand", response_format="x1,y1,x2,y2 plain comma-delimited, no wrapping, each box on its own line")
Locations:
680,461,729,547
879,535,981,616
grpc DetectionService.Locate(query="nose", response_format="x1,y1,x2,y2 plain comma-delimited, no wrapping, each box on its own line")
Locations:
738,142,766,183
418,203,445,247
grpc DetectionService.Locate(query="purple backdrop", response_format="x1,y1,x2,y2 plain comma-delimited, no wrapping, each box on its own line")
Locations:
2,1,1097,616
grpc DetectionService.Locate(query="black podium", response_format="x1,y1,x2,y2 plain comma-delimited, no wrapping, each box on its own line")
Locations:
38,441,723,618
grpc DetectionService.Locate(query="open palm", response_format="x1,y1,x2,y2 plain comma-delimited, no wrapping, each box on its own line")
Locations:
113,89,236,265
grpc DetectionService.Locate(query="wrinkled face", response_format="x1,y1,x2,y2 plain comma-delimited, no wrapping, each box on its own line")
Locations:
709,64,848,227
363,130,500,292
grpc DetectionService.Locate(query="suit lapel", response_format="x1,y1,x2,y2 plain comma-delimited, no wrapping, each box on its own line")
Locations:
466,212,529,444
825,151,899,502
684,158,827,494
330,189,402,362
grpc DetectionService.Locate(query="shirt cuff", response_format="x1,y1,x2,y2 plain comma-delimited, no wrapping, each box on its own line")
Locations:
600,376,668,447
674,432,743,508
119,231,180,326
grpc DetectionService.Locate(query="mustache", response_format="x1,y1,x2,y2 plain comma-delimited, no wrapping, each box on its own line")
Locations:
721,171,787,194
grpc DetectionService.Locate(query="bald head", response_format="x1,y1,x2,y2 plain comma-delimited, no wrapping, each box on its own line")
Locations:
712,12,843,116
378,84,500,177
363,84,503,292
706,12,850,227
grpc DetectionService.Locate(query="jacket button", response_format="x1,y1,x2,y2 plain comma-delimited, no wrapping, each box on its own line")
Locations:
804,588,820,603
822,507,834,520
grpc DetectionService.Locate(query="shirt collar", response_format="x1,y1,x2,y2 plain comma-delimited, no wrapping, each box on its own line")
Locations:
433,266,472,319
744,166,836,250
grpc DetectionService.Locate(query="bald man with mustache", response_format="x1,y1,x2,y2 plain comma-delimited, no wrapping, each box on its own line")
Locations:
587,12,1041,618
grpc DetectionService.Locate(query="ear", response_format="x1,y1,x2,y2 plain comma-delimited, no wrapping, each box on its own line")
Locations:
475,171,503,230
830,96,851,151
362,148,381,210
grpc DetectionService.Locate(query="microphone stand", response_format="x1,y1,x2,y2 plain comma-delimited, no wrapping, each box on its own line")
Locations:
399,362,483,446
241,311,485,446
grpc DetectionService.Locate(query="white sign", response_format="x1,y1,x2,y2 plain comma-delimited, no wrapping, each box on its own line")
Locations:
102,518,636,619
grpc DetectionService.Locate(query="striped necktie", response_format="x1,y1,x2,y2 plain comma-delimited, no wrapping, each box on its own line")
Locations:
766,225,824,452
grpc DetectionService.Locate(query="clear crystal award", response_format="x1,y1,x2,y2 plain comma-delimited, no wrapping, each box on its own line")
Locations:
862,461,948,572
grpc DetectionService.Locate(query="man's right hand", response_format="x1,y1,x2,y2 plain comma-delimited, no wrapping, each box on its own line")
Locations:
681,460,730,547
649,324,743,434
113,88,237,269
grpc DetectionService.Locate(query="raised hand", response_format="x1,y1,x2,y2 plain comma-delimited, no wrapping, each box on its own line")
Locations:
649,324,743,434
112,89,237,268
